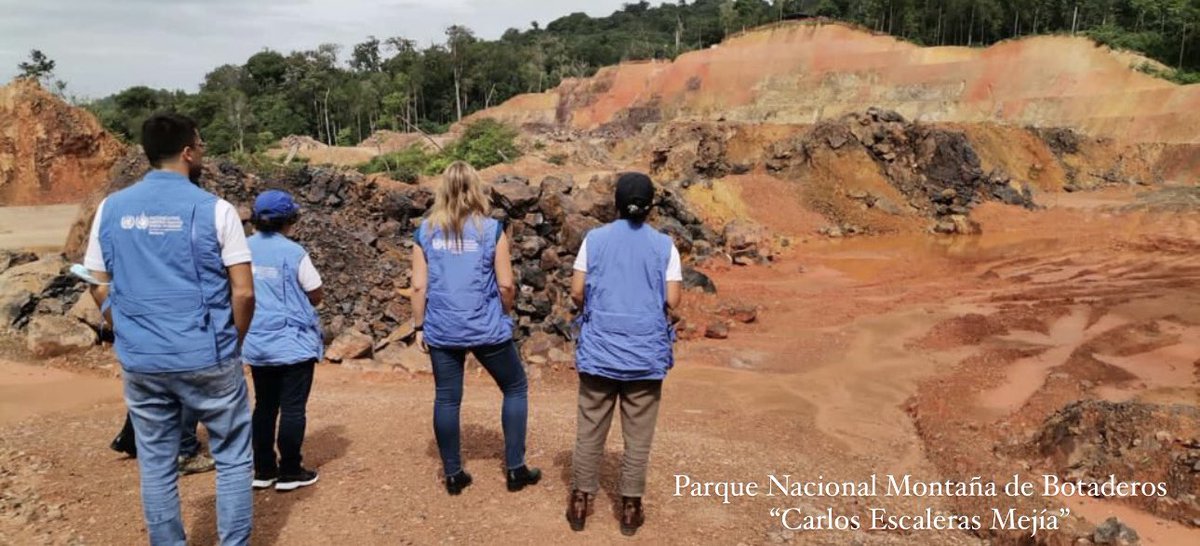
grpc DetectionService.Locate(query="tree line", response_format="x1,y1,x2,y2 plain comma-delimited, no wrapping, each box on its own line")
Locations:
57,0,1200,156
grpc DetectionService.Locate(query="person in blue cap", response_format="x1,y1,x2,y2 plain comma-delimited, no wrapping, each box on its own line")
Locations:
83,113,256,545
242,190,325,492
411,160,541,495
565,172,683,536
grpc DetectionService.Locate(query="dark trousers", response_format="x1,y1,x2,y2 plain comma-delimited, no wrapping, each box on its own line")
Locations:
429,340,529,477
250,360,316,476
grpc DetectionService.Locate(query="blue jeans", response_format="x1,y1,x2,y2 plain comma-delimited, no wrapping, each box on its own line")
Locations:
124,358,253,546
116,411,199,456
429,340,529,476
180,410,200,458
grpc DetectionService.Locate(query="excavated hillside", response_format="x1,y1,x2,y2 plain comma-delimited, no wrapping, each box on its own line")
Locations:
471,21,1200,145
3,20,1200,546
450,21,1200,240
0,79,126,206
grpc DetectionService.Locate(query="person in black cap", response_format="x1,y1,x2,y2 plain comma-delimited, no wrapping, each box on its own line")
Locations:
242,190,326,492
566,172,683,536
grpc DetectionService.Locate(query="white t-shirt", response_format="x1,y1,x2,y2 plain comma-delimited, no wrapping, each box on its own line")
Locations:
84,198,252,271
573,238,684,281
295,254,323,292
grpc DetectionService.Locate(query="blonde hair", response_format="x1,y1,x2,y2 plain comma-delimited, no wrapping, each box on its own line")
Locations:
428,161,489,249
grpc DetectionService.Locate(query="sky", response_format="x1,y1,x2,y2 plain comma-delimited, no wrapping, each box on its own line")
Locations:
0,0,633,99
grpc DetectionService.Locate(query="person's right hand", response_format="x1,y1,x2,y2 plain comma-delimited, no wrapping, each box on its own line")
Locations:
416,331,429,354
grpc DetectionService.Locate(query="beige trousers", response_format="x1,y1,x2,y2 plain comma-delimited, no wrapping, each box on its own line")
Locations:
570,373,663,497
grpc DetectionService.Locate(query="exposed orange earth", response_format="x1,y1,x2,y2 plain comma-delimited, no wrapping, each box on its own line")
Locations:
2,20,1199,546
0,79,125,206
3,188,1200,545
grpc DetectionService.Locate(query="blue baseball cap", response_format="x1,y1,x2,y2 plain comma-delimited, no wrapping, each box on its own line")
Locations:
253,190,300,221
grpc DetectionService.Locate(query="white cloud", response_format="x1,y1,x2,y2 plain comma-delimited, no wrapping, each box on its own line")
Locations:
0,0,631,98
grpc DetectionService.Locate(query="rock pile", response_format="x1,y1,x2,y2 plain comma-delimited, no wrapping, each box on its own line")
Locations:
772,108,1036,233
1032,400,1200,526
29,153,721,364
0,252,97,355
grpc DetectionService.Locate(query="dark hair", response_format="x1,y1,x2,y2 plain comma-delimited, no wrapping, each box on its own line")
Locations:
141,113,199,168
252,214,297,233
615,172,655,224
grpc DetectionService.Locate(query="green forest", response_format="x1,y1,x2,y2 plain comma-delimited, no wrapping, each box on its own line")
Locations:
31,0,1200,156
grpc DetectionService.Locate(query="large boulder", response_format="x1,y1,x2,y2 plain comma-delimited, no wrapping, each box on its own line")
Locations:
1092,517,1139,545
933,214,982,235
560,214,601,254
682,267,717,294
26,315,96,357
0,256,67,330
0,250,37,274
572,188,615,222
538,191,575,225
68,294,105,331
376,343,431,374
325,330,373,363
490,177,541,216
722,219,771,265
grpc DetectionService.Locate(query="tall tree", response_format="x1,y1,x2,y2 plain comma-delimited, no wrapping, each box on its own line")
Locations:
446,25,477,122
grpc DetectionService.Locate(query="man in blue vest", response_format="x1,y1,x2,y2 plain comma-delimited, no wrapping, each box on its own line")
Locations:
84,113,256,546
566,172,683,536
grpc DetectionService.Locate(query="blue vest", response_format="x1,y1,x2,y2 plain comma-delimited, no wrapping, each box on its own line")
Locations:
99,171,238,373
575,220,675,381
242,232,324,366
418,216,513,348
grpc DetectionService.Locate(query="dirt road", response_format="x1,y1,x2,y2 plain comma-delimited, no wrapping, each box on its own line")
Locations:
2,190,1198,545
0,204,78,252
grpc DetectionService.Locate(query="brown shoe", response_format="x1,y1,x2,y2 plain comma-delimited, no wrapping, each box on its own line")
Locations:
620,496,644,536
566,489,589,531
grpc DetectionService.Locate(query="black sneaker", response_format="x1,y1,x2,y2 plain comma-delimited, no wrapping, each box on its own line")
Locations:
275,468,319,492
253,471,278,490
445,470,473,495
505,465,542,492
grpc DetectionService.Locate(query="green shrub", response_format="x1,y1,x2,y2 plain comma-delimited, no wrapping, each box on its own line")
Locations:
438,118,520,171
354,118,521,180
359,145,434,179
1131,61,1200,85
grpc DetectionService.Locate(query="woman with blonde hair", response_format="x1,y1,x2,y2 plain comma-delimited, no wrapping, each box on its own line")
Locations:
411,160,540,495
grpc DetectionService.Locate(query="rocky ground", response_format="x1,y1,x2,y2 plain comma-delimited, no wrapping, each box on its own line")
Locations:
1,187,1198,545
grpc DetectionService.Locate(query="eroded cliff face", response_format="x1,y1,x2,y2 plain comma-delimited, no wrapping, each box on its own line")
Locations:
0,79,126,206
473,22,1200,145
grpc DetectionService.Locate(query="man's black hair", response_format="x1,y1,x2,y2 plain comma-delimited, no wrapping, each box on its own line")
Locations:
141,112,199,168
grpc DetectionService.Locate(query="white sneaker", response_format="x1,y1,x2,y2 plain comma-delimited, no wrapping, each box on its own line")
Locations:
252,473,277,489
